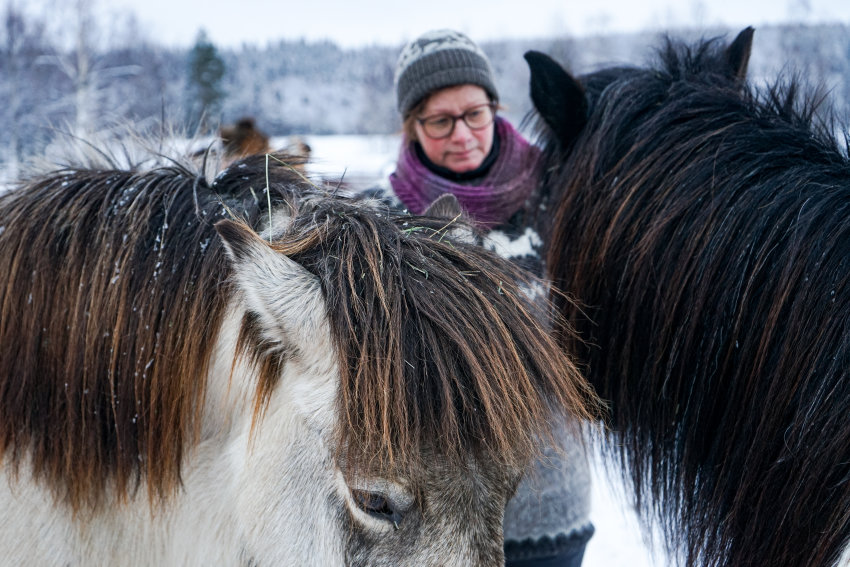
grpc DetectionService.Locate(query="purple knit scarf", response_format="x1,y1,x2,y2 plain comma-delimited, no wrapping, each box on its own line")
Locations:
389,117,541,227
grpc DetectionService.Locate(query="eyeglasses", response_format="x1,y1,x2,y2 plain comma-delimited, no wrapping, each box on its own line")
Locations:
416,103,496,139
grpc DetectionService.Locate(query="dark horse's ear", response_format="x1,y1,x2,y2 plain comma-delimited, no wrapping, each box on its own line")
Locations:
725,27,754,80
524,50,588,149
423,193,464,219
423,193,476,242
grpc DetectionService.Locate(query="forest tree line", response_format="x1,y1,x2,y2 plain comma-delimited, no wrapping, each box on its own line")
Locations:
2,1,849,178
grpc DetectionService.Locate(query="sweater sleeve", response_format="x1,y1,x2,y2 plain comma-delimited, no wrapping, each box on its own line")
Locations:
503,419,594,562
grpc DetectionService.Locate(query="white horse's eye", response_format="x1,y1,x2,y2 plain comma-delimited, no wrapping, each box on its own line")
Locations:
351,489,403,529
340,473,413,532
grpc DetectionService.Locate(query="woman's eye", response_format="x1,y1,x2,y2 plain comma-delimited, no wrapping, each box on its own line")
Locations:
427,117,452,129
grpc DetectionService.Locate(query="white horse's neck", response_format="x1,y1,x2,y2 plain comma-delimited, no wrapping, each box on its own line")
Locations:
0,439,243,565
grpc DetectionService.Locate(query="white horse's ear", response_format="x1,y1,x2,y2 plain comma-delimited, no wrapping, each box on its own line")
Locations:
215,219,328,356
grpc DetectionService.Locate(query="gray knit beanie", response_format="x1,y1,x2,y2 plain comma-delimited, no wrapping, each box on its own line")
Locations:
394,29,499,117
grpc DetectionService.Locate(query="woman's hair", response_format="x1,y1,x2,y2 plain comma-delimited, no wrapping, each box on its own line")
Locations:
402,97,429,141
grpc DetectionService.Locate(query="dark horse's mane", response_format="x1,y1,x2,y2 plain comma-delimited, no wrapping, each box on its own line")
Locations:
0,150,595,511
532,29,850,566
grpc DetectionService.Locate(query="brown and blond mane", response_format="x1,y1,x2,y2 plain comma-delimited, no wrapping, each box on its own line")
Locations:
0,150,597,511
257,197,597,477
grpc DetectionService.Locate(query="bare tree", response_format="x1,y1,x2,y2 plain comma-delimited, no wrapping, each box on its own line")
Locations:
0,1,49,179
35,0,140,138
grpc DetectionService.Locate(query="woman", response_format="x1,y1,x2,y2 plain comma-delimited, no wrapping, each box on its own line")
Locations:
390,29,542,234
388,29,595,567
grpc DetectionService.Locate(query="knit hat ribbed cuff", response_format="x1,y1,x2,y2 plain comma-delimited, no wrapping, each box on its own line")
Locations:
394,30,499,116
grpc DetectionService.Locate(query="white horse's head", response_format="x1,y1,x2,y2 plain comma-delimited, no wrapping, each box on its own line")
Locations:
0,153,597,566
211,204,576,565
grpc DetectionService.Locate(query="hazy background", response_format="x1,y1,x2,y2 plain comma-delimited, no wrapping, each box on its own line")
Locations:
70,0,850,48
3,0,849,182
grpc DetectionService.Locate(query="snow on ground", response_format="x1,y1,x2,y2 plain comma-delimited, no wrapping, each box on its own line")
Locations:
585,446,660,566
273,134,401,192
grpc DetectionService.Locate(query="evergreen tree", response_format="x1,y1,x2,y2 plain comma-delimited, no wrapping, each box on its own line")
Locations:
185,30,225,134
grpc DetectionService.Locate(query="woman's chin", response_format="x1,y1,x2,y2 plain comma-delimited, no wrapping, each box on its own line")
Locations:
446,154,484,173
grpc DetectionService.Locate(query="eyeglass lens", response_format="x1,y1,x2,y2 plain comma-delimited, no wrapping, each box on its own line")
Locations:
420,104,494,139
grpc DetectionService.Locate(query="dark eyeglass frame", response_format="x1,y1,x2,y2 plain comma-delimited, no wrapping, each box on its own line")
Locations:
416,102,497,140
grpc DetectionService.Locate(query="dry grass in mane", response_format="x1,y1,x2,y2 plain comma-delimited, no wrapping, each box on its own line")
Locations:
0,149,599,510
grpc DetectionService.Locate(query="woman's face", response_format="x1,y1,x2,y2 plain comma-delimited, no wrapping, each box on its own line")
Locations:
414,85,495,173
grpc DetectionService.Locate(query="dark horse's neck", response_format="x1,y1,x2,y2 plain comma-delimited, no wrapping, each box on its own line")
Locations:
529,28,850,567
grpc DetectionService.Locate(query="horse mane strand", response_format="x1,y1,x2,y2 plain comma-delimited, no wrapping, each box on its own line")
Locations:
0,152,310,510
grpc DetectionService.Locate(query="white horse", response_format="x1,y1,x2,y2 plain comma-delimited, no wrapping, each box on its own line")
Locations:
0,152,596,566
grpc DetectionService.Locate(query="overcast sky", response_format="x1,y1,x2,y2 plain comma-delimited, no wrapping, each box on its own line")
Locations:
83,0,849,49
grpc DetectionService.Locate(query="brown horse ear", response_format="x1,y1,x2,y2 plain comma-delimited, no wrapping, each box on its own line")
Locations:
422,194,476,243
726,27,754,80
525,50,588,149
423,193,464,219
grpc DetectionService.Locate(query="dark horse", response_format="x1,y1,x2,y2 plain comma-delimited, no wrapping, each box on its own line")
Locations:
526,28,850,567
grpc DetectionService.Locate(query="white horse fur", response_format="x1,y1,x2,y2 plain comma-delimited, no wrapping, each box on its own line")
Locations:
0,154,586,567
0,216,532,566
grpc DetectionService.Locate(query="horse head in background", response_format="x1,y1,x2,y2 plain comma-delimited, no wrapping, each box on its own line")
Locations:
218,117,311,173
527,28,850,567
219,116,271,164
284,135,312,168
0,151,597,565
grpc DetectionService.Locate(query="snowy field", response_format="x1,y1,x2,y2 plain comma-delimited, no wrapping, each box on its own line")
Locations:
584,447,659,567
300,134,661,567
294,134,401,191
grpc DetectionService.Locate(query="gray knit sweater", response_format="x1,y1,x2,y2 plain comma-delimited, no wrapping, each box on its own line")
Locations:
482,213,594,563
502,421,593,561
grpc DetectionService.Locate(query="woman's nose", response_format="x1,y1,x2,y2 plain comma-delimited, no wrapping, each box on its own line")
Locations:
449,119,474,142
